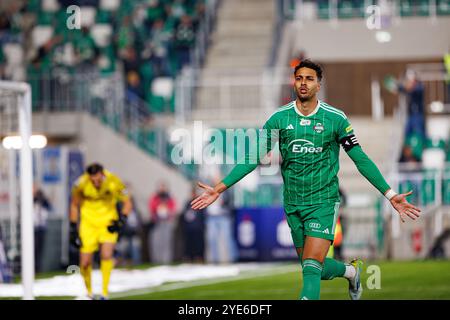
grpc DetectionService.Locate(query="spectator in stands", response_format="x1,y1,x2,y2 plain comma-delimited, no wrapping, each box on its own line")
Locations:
0,13,12,46
117,183,144,267
180,185,206,263
205,176,237,264
398,70,426,139
117,16,136,59
148,182,177,264
75,26,100,72
174,14,195,68
126,70,144,101
121,46,140,75
0,45,5,79
444,50,450,104
169,0,188,20
290,50,306,69
33,185,52,273
399,145,420,164
146,0,166,26
149,18,173,76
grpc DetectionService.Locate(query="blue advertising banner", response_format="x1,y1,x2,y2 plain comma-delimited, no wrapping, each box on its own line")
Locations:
235,207,297,261
42,148,61,183
67,151,84,191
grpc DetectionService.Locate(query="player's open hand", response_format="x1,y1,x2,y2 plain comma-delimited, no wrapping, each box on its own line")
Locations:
389,190,421,223
190,182,220,210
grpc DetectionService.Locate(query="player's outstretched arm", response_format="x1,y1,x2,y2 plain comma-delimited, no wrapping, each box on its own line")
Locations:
191,181,227,210
388,190,421,223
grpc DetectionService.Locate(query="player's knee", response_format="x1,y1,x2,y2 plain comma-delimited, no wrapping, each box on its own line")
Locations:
80,259,91,269
296,247,303,264
301,259,323,276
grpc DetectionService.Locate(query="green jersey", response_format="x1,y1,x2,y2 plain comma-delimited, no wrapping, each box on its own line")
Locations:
222,100,391,206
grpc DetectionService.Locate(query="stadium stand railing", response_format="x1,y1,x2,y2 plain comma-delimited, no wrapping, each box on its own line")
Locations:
278,0,450,21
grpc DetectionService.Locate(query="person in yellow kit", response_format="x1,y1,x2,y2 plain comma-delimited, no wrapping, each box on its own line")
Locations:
69,163,132,300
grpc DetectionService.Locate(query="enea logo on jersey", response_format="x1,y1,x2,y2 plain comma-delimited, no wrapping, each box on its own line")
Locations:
289,139,323,154
313,123,324,133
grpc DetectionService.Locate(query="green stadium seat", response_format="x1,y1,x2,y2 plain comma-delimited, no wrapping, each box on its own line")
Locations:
37,11,55,25
416,0,430,16
338,0,355,19
148,94,166,113
96,9,112,23
398,0,414,16
421,169,437,206
27,0,41,13
443,167,450,205
406,133,425,161
317,1,331,19
437,0,450,15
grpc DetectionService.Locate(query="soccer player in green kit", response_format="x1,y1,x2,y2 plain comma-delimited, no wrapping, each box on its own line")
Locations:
191,60,421,300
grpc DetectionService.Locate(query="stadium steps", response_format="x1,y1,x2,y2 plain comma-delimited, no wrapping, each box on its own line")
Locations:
338,117,397,195
194,0,275,121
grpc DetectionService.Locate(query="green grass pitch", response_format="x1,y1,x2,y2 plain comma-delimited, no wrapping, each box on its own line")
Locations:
112,260,450,300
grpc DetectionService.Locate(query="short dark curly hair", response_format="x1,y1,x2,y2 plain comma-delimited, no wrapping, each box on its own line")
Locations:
294,59,323,81
86,163,104,175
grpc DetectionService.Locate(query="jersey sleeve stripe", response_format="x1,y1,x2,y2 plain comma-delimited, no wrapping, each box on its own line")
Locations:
319,105,347,119
320,103,347,118
267,102,295,119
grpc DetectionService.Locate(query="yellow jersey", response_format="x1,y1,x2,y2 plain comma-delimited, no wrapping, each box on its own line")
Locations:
72,170,129,227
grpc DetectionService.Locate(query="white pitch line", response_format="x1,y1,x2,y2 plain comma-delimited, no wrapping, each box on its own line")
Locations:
110,264,299,299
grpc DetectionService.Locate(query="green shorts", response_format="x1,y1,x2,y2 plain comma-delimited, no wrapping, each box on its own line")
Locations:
284,202,340,248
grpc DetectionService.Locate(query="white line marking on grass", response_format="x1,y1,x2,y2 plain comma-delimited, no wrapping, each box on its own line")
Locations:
111,263,299,299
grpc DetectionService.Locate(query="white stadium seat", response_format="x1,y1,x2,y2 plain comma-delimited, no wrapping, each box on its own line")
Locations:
42,0,60,12
100,0,121,11
90,24,113,47
152,77,174,98
80,7,97,28
422,148,446,170
3,43,24,66
31,26,54,48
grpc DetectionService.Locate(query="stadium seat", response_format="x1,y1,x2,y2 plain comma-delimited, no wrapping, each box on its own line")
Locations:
80,7,97,27
421,170,436,205
95,9,112,23
31,26,54,48
338,0,355,19
398,0,413,16
417,0,430,16
152,77,174,99
42,0,60,12
422,147,446,169
37,11,55,25
90,24,113,47
100,0,121,11
3,43,23,67
317,0,331,19
437,0,450,15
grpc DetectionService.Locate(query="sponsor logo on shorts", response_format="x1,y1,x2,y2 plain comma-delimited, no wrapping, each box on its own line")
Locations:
309,222,321,229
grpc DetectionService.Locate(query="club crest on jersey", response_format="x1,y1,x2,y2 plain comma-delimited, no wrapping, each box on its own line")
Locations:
300,119,311,126
313,123,324,133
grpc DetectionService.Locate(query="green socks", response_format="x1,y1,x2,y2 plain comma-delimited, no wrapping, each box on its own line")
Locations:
321,257,346,280
300,259,323,300
298,253,346,281
299,257,347,300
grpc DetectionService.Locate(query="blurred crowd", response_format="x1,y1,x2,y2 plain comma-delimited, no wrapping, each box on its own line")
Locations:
113,180,238,267
0,0,207,113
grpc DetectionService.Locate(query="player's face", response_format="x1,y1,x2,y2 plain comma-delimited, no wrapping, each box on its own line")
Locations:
294,67,321,102
89,172,104,188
